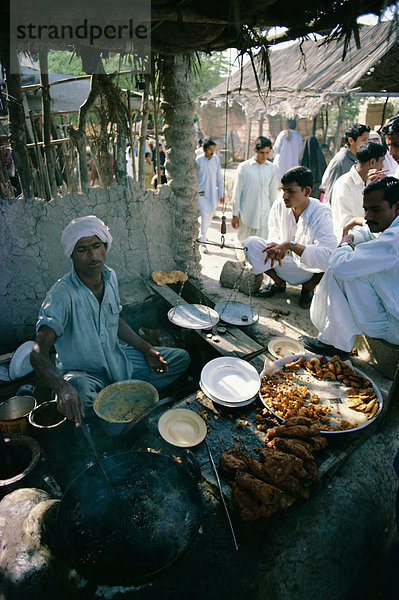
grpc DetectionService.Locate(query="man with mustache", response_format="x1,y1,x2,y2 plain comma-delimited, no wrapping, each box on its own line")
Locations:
243,166,337,308
30,216,190,427
301,177,399,357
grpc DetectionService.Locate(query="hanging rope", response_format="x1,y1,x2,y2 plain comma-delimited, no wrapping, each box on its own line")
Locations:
220,48,233,248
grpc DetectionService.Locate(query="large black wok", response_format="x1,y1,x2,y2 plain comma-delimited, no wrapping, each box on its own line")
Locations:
56,450,202,585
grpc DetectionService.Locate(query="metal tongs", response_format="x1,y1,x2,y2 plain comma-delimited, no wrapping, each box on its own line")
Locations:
205,440,239,551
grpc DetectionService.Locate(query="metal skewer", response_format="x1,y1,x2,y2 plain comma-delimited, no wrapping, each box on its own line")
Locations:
205,439,239,551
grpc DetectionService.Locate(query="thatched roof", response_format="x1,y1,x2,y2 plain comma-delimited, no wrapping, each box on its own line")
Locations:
197,21,399,119
1,0,397,62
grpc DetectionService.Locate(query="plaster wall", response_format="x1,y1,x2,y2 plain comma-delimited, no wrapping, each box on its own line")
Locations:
0,180,178,349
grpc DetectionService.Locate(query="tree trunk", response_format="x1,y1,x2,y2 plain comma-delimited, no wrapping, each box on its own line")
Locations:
0,48,34,200
67,126,88,193
115,126,127,185
39,49,58,198
138,75,150,190
161,55,199,271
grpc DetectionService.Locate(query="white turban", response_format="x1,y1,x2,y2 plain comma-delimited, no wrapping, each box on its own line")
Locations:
61,215,113,257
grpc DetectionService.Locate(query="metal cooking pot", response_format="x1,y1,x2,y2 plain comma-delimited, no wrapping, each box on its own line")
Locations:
56,450,202,585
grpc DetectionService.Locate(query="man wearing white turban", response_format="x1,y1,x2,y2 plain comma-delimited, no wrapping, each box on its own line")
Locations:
30,216,190,427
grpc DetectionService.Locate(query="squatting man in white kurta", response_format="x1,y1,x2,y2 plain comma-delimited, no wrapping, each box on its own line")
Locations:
301,177,399,358
196,138,224,254
244,166,338,309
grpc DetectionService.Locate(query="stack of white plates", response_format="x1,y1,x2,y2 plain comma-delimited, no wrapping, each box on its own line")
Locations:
200,357,260,408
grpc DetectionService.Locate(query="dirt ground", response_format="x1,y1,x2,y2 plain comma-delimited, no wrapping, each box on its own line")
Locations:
198,167,319,350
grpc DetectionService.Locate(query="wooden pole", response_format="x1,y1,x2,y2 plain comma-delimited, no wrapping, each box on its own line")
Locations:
127,90,136,181
333,98,344,154
29,110,50,200
0,47,34,200
0,151,14,199
39,49,57,197
151,55,162,183
138,75,150,190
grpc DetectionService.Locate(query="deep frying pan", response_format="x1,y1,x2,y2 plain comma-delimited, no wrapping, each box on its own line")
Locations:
56,450,202,585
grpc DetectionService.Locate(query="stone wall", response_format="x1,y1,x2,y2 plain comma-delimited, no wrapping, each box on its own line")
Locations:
0,180,179,349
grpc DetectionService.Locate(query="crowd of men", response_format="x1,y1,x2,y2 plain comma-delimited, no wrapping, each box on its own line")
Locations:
196,112,399,357
29,113,399,427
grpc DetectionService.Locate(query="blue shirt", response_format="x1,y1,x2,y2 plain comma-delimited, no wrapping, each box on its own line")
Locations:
36,265,132,385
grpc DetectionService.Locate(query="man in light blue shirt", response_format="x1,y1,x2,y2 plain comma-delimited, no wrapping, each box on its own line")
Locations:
301,178,399,357
196,138,224,253
231,136,279,243
30,216,190,427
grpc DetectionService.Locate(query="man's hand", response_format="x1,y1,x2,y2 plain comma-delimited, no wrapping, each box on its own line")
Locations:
263,241,290,268
367,168,389,182
342,218,364,237
144,347,168,373
56,381,85,427
231,216,239,229
339,233,355,249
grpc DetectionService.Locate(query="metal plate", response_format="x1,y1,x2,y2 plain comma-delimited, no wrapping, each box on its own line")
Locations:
199,380,256,408
9,341,35,380
268,336,305,359
214,300,258,326
259,354,383,434
201,357,260,403
158,409,207,447
167,304,219,330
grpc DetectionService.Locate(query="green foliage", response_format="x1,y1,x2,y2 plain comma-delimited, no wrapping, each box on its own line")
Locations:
190,52,232,99
46,50,140,90
329,96,363,124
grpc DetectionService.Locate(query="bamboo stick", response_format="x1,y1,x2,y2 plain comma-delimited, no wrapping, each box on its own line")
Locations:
39,49,57,197
29,109,50,200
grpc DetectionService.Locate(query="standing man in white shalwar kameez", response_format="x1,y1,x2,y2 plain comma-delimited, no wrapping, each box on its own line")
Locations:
300,178,399,358
244,166,338,308
331,141,386,239
272,119,303,182
382,113,399,179
196,138,224,254
231,136,278,246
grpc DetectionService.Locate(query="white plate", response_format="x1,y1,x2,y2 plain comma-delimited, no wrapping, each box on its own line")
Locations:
158,409,207,447
168,304,219,330
268,336,305,359
9,341,35,380
260,354,383,434
201,357,260,403
199,380,256,408
214,300,258,326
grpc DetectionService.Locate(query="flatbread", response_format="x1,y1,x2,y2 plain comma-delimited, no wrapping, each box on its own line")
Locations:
151,270,188,286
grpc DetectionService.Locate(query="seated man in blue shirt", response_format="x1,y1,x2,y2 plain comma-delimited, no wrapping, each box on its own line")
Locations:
30,215,190,427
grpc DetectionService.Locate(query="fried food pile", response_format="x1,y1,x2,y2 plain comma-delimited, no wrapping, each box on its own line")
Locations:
260,355,379,431
151,269,188,286
219,417,327,521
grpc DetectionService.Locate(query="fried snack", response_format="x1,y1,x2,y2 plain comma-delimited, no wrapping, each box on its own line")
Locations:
302,458,320,483
284,356,305,370
368,402,379,420
266,423,321,441
232,473,295,520
151,269,188,286
267,437,314,462
219,449,247,480
309,435,328,450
